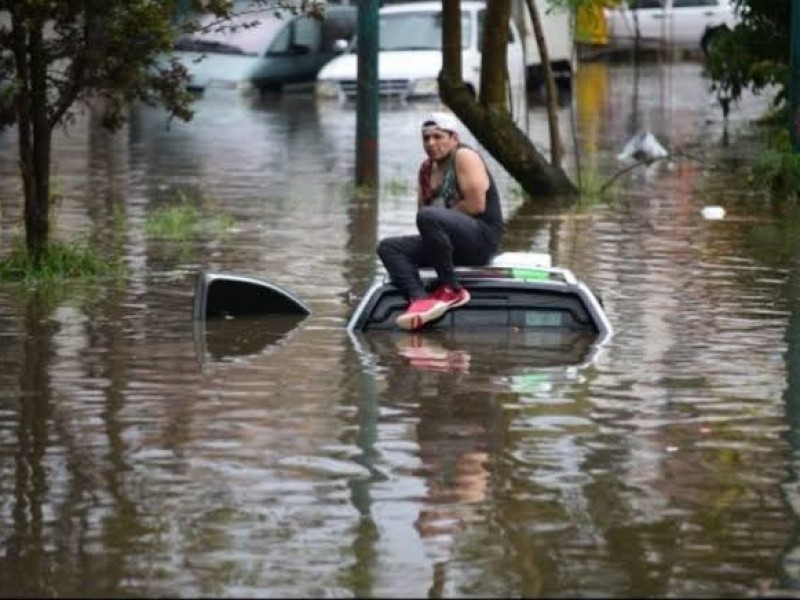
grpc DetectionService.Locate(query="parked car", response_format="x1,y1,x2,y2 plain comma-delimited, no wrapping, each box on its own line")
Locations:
603,0,740,53
171,3,357,95
314,0,526,108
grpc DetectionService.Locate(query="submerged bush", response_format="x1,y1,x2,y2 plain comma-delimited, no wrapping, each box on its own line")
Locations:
144,192,236,240
0,239,127,284
750,128,800,202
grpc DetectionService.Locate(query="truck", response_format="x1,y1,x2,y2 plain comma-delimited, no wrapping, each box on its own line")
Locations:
510,0,576,93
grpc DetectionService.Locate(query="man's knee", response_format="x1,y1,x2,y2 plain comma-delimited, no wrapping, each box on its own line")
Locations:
416,206,446,232
377,236,404,260
376,238,392,259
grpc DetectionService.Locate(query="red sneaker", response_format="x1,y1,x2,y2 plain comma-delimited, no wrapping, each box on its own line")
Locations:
431,285,471,309
395,296,448,331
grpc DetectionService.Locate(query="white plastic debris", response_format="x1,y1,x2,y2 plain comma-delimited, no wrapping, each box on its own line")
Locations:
700,205,726,220
617,131,669,162
490,252,552,269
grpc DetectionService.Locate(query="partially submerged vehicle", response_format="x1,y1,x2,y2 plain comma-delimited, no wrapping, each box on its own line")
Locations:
347,252,613,343
192,271,312,363
192,252,613,356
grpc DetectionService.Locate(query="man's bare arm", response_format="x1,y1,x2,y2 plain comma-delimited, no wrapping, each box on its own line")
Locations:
452,149,489,215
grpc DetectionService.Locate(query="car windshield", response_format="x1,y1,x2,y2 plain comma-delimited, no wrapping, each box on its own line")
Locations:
378,11,471,51
175,9,289,56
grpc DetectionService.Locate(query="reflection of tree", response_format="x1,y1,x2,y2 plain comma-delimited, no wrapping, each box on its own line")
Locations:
1,290,55,596
342,186,379,312
338,185,380,596
501,194,568,255
0,284,176,597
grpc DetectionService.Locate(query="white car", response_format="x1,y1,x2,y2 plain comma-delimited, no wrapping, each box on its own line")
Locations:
603,0,740,52
315,0,526,105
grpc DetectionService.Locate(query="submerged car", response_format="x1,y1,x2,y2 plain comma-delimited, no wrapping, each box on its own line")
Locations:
315,0,526,104
191,252,613,344
603,0,739,52
346,252,613,341
172,3,356,95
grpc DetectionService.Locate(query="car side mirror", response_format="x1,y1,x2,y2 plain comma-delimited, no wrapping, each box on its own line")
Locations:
333,38,349,53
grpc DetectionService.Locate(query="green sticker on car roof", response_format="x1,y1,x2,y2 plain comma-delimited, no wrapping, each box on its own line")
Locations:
511,268,550,281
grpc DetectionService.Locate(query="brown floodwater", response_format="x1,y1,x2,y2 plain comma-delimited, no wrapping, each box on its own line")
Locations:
1,60,799,598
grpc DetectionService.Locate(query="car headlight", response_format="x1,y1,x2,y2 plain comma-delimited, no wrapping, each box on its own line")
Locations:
408,77,439,98
315,80,341,100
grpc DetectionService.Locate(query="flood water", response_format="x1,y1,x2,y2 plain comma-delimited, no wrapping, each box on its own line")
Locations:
1,60,800,598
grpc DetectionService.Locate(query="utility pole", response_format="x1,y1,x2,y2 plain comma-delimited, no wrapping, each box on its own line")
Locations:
791,0,800,152
355,0,379,190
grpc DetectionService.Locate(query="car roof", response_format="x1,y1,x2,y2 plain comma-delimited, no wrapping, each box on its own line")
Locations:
182,4,355,53
380,1,485,14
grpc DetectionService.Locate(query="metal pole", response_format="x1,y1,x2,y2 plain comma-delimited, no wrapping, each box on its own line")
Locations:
355,0,379,190
791,0,800,152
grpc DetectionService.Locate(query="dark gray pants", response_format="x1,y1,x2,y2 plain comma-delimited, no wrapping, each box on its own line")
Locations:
376,206,500,300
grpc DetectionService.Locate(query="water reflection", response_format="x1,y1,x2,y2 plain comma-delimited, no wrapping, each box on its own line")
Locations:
1,291,54,597
193,314,309,363
344,327,605,597
1,60,799,597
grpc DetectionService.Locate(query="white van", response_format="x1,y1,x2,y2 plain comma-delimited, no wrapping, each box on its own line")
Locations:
315,0,526,112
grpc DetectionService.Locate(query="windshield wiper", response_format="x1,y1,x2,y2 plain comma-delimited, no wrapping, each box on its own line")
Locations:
174,38,256,56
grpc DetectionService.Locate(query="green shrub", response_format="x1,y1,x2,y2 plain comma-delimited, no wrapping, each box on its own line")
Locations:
0,239,126,284
750,129,800,201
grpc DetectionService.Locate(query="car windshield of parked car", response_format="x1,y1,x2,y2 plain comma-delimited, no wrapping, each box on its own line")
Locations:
629,0,664,8
377,11,471,51
175,10,289,56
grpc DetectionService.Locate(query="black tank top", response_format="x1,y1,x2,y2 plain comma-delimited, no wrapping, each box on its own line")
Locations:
418,143,504,240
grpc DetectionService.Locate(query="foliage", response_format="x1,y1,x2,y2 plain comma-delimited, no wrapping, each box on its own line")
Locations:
0,0,319,263
144,191,236,240
750,128,800,201
0,238,126,283
705,0,790,107
576,168,613,204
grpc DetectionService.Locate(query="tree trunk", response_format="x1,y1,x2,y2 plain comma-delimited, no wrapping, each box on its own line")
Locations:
478,0,509,108
525,0,563,167
10,8,51,263
439,0,576,199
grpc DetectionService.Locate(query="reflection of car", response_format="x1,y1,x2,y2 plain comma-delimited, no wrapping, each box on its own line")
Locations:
172,3,356,95
353,327,604,377
315,0,526,104
0,74,12,128
603,0,739,52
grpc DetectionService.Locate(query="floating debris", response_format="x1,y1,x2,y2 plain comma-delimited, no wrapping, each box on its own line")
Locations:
701,205,726,220
618,131,669,163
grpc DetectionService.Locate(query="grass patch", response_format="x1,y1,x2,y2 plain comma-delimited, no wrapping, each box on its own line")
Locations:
577,169,614,205
144,193,235,240
0,239,127,284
